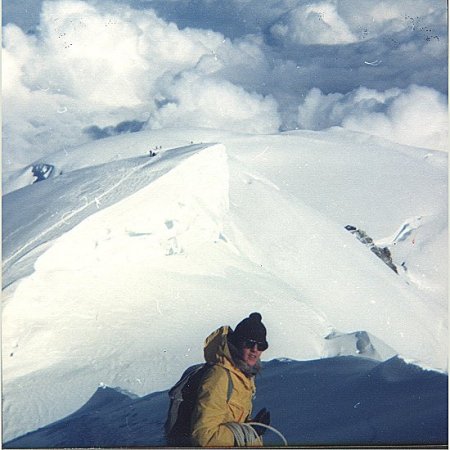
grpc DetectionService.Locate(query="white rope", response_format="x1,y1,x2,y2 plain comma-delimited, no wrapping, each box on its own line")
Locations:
225,422,259,446
247,422,288,446
225,421,288,446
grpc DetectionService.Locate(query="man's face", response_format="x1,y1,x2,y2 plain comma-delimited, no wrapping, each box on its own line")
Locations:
241,340,264,367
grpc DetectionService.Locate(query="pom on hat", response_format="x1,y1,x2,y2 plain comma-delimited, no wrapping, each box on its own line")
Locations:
249,312,262,321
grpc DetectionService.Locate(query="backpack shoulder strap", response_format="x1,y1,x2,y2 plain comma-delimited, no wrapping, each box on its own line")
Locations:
225,368,234,402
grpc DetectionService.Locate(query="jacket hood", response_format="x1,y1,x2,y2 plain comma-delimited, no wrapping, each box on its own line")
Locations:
203,325,233,365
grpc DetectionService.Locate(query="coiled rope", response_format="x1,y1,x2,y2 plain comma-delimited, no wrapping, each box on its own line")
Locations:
225,421,288,446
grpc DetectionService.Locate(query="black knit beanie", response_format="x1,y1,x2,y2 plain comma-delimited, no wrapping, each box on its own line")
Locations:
229,312,268,349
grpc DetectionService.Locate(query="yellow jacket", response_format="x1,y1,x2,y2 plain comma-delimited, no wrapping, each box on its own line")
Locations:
191,326,263,447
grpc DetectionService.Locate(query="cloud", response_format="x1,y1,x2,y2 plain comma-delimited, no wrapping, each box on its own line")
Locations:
149,72,281,133
270,1,358,46
298,85,448,151
2,0,448,170
29,0,227,107
2,0,277,167
269,0,446,46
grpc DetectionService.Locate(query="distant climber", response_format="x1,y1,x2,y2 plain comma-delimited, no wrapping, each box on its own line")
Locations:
148,149,157,157
165,313,271,447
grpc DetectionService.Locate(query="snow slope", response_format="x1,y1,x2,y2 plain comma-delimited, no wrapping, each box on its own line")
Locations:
5,356,448,448
2,143,213,288
2,127,447,443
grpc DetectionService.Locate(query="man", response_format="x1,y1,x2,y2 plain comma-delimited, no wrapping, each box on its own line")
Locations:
191,312,271,447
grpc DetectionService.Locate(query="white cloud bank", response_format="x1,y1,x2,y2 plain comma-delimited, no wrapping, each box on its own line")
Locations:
2,0,448,169
269,0,445,46
2,0,280,168
298,85,448,152
150,72,280,133
270,1,358,45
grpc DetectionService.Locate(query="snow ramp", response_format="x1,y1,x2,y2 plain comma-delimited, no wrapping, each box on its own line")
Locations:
2,142,230,441
2,143,216,289
2,135,447,442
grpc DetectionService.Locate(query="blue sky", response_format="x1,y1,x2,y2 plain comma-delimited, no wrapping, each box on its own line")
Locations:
2,0,448,168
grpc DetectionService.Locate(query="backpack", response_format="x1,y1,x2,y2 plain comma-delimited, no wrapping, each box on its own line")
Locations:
164,362,234,446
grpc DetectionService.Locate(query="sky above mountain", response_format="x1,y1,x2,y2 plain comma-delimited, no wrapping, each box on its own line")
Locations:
2,0,448,171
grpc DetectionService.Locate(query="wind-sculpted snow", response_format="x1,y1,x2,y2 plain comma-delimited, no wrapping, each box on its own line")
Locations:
4,357,447,448
2,142,230,441
323,330,397,361
2,128,447,443
2,143,212,289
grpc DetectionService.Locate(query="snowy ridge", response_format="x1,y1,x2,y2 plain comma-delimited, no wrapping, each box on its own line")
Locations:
2,143,214,288
2,128,447,444
2,143,230,440
3,155,158,268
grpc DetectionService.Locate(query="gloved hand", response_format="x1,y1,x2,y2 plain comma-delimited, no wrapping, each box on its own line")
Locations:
251,407,271,436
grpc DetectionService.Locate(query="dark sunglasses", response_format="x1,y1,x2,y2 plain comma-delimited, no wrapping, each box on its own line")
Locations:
242,338,268,351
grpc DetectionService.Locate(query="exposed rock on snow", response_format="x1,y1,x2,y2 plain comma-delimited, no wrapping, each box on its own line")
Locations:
345,225,398,273
31,163,56,183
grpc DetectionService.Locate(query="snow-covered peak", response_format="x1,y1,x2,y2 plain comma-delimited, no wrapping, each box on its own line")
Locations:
2,128,447,442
